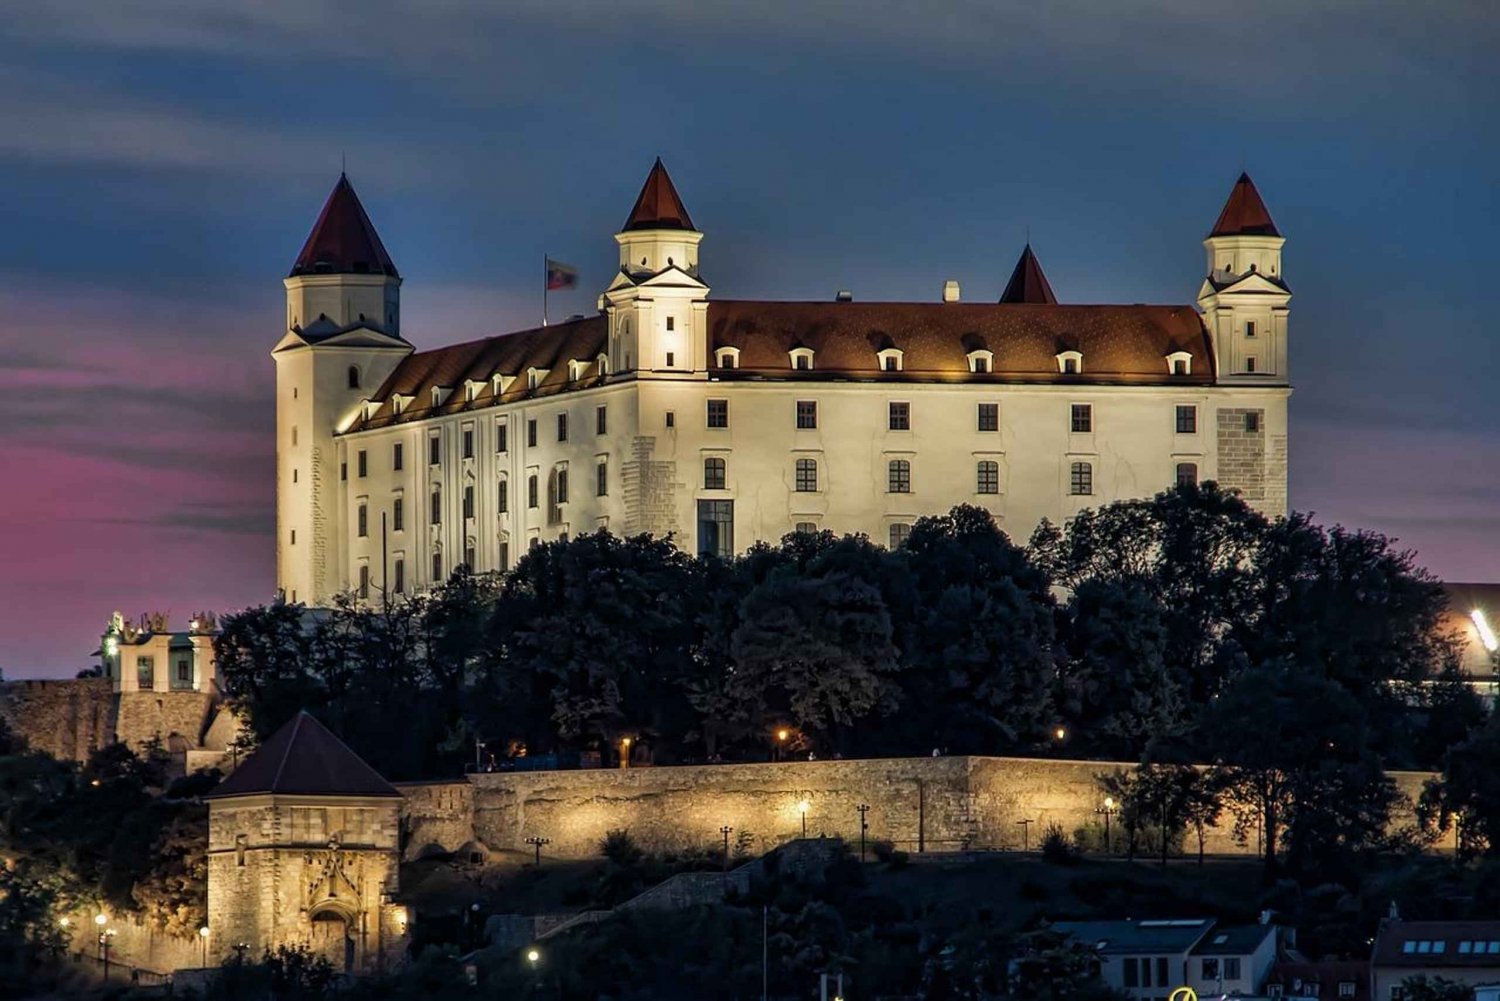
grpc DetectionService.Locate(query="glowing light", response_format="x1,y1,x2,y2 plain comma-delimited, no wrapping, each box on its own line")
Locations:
94,914,107,927
103,637,118,657
526,948,541,965
798,800,810,815
776,729,789,742
59,917,70,929
620,737,631,747
1472,609,1499,653
1104,797,1116,810
1054,727,1067,741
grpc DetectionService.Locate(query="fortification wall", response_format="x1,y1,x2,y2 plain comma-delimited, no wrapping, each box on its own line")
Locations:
114,690,216,751
396,780,474,860
0,679,116,762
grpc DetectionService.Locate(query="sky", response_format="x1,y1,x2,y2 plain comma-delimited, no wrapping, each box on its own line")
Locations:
0,1,1497,677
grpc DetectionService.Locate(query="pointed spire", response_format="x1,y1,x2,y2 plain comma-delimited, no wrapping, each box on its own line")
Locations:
999,244,1058,304
1210,172,1280,238
289,173,400,278
206,711,401,800
623,158,695,232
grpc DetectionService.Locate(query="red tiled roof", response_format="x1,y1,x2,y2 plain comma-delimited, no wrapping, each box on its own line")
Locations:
1000,244,1058,304
206,711,401,800
1210,172,1281,238
347,299,1212,434
289,174,400,278
623,158,695,232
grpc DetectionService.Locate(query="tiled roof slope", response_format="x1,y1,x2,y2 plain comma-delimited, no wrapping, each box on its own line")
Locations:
206,711,401,800
1210,172,1280,238
348,300,1212,434
289,174,400,278
1373,919,1500,967
999,244,1058,304
623,158,695,231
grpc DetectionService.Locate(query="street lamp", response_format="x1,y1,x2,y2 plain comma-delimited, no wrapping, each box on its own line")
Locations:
798,800,810,838
199,926,210,967
525,836,551,866
619,736,632,769
98,925,116,981
775,728,790,761
1097,796,1118,854
1054,726,1067,743
856,804,870,861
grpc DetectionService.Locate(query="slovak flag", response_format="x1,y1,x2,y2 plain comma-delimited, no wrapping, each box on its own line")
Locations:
546,258,579,291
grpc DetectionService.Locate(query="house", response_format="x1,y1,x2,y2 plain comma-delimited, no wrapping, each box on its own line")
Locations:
1053,919,1216,1001
1372,919,1500,1001
1189,923,1279,997
1265,960,1370,1001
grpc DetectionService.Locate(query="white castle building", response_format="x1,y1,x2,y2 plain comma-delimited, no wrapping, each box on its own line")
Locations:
274,162,1291,605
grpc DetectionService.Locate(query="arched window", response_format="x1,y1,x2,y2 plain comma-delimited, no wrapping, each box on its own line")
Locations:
1069,461,1093,496
704,457,726,490
1175,463,1198,488
887,459,911,493
347,366,360,390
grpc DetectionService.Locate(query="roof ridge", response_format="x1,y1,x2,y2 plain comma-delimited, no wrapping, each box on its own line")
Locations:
268,711,305,792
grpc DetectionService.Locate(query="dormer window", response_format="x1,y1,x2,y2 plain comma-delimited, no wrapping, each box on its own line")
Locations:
876,348,904,373
361,399,378,421
526,367,548,391
715,347,741,370
568,359,588,381
967,349,994,374
790,347,815,371
431,386,452,409
596,353,610,377
1056,350,1083,375
1165,351,1193,376
464,380,483,403
491,373,514,398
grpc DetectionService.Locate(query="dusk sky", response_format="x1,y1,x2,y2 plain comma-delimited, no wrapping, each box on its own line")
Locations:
1,2,1496,677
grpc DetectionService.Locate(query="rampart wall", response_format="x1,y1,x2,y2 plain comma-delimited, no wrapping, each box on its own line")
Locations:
402,758,1440,863
0,679,224,765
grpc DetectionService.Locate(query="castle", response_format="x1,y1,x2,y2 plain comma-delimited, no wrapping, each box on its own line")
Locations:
274,163,1292,605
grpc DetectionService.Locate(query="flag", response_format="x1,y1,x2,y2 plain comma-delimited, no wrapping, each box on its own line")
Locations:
545,258,579,291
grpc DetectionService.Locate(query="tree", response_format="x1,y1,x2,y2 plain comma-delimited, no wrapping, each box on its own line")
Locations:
1099,763,1221,864
214,598,323,740
1419,709,1500,858
1399,975,1475,1001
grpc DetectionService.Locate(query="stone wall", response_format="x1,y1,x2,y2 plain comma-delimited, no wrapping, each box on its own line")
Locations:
1216,407,1267,502
0,678,116,762
395,780,474,860
114,689,216,751
64,912,203,976
622,435,678,538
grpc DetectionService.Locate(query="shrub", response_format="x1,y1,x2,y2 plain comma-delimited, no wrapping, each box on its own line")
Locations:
1041,824,1079,864
599,829,643,866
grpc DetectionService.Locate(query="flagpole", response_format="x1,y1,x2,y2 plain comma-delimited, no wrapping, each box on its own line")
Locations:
543,254,548,327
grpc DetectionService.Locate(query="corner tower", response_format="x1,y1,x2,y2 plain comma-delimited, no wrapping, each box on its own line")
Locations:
274,175,412,605
1198,173,1291,385
603,159,711,375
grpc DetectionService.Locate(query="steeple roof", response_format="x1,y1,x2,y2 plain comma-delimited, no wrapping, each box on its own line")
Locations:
623,158,695,232
206,711,401,800
1209,172,1280,238
999,244,1058,304
289,174,400,279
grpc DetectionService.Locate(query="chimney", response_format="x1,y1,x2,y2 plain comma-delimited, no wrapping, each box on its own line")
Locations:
942,280,961,303
835,290,853,302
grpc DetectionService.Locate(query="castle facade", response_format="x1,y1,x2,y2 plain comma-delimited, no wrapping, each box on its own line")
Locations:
274,163,1291,605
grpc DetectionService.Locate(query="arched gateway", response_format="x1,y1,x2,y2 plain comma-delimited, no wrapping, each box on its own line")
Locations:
204,712,408,973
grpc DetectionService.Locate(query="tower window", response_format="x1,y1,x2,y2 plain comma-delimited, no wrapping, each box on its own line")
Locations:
796,401,818,430
977,460,999,495
1064,358,1078,374
464,541,476,569
340,461,347,481
348,366,360,389
697,500,735,559
1070,461,1093,496
393,442,404,471
393,497,404,532
666,316,675,331
977,403,999,432
1175,405,1197,434
430,489,441,524
497,423,509,454
1245,357,1257,373
394,558,405,594
557,413,568,442
704,457,726,490
596,460,608,497
463,428,474,458
527,474,538,509
463,485,475,520
707,399,729,429
293,468,298,483
357,450,367,478
888,459,911,493
1245,321,1257,338
290,529,296,545
1176,463,1198,488
429,436,441,466
1245,412,1262,432
357,503,368,538
1071,404,1093,433
432,552,443,582
888,402,910,431
358,564,370,600
666,352,675,367
795,458,818,493
498,478,509,514
596,405,607,435
556,468,569,505
527,419,538,447
1172,358,1188,375
666,411,675,429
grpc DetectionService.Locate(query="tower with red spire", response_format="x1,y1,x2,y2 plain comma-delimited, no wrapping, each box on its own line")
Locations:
273,174,413,605
603,158,711,376
1197,172,1290,385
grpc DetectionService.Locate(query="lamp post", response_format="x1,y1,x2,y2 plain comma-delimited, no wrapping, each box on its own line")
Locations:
856,804,870,861
1016,818,1034,852
199,925,210,967
526,836,551,867
775,728,789,762
619,736,631,769
526,946,542,999
798,800,810,839
1097,797,1118,854
721,826,733,871
474,738,486,773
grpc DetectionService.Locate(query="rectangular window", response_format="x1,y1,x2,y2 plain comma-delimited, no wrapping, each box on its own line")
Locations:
697,499,734,559
290,529,296,545
393,442,404,471
431,552,443,582
1176,463,1198,488
795,458,818,492
393,497,404,532
1070,461,1093,496
666,316,675,331
497,423,508,453
357,503,368,538
463,428,474,458
357,450,368,478
557,413,568,442
556,468,569,504
137,655,154,689
1156,958,1168,987
973,356,990,373
498,542,509,572
431,489,442,525
1175,405,1197,434
888,401,910,430
704,457,726,490
463,485,475,519
596,405,607,435
527,419,538,447
358,564,370,599
1202,959,1220,981
1224,958,1241,980
174,656,192,688
596,461,608,497
1246,320,1257,338
1142,957,1153,988
796,400,818,429
498,478,509,513
795,354,810,371
293,468,298,483
977,403,999,432
977,460,999,494
527,474,538,509
340,461,347,481
707,399,729,429
888,458,911,493
795,522,817,534
1339,984,1356,999
1245,356,1257,373
429,435,441,465
1071,403,1092,433
1245,412,1261,432
1124,959,1139,989
393,558,405,594
666,411,676,429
